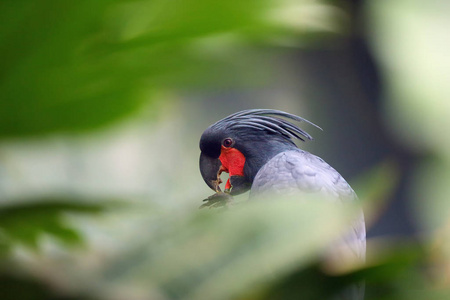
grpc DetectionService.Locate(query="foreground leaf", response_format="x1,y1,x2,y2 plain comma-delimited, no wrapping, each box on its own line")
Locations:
0,199,106,252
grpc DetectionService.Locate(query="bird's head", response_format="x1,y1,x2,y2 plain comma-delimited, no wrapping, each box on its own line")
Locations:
199,109,320,195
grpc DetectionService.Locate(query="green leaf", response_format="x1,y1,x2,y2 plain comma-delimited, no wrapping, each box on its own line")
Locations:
103,198,359,300
0,272,99,300
350,159,400,227
0,198,106,252
0,0,343,139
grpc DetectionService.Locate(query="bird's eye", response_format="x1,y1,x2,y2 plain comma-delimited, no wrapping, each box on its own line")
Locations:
222,138,233,148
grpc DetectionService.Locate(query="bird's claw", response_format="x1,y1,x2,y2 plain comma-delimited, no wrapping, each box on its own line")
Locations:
200,192,234,209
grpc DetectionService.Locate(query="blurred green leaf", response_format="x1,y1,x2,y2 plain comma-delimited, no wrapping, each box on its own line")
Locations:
262,240,440,300
352,160,399,202
0,0,343,139
102,198,359,300
362,240,438,300
366,0,450,157
0,0,258,138
411,158,450,232
250,262,363,300
0,0,159,138
0,272,95,300
0,199,106,252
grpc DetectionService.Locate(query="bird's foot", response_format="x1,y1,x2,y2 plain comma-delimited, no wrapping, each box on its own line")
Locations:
200,192,234,209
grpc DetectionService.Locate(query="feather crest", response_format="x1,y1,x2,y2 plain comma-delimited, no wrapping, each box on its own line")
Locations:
211,109,321,142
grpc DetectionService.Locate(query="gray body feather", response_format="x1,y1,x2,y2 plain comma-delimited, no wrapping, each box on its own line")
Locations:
251,149,366,260
251,149,366,300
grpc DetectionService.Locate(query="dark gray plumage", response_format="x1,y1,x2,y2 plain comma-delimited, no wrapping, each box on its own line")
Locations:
208,109,321,142
251,149,366,261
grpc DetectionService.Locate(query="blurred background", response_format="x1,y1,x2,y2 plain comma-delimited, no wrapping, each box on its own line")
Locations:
1,0,450,299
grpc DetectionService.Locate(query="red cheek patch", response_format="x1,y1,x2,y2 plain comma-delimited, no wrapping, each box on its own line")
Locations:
219,146,246,190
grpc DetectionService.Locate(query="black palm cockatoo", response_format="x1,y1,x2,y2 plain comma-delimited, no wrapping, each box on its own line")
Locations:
199,109,366,299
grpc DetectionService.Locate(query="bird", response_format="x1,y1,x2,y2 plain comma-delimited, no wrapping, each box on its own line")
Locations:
199,109,366,299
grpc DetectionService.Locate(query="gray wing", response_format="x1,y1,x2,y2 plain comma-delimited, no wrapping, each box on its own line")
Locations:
251,150,366,261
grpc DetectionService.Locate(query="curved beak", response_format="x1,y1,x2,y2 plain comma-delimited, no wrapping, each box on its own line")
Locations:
199,152,223,192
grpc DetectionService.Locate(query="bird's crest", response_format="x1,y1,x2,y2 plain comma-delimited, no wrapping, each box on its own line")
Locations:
211,109,322,142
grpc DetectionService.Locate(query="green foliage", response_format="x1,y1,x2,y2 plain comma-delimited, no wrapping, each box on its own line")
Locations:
0,0,339,139
102,199,357,300
1,1,159,137
1,1,142,137
0,199,105,254
0,0,241,137
0,272,98,300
